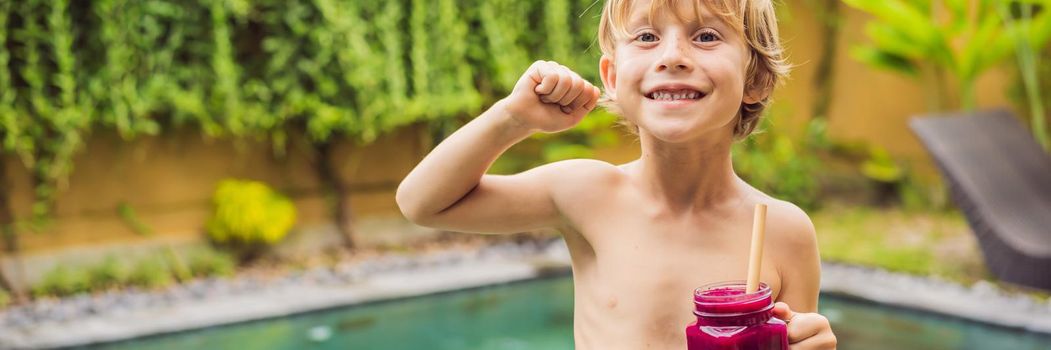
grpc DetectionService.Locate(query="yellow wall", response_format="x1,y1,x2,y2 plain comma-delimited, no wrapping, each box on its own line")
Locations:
6,126,423,255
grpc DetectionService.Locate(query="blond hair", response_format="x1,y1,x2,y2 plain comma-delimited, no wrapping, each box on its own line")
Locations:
597,0,789,139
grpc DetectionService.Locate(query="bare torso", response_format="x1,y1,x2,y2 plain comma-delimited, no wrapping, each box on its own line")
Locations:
552,160,795,350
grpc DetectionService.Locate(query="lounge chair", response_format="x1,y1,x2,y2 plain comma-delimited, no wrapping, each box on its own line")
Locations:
910,109,1051,291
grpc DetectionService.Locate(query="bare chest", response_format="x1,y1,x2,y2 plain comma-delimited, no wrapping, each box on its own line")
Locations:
563,205,783,348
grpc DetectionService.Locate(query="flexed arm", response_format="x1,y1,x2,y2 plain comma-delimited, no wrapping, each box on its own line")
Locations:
396,61,601,233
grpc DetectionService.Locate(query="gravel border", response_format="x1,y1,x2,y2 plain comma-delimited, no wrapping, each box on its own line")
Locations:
2,239,1050,349
820,262,1051,334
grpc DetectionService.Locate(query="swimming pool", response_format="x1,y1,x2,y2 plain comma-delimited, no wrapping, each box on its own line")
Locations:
79,277,1051,349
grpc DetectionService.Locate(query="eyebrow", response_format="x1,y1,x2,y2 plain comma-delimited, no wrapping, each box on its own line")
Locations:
686,17,730,31
627,14,728,30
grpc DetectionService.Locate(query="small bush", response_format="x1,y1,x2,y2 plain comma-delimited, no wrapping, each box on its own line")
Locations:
206,180,296,251
186,248,237,278
127,257,174,289
88,256,131,290
33,265,91,297
163,247,193,283
0,289,10,308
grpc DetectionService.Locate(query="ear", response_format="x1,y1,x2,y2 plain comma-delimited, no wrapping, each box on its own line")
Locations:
600,54,617,97
743,84,769,105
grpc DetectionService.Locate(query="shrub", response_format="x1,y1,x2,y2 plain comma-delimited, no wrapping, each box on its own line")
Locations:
162,247,193,282
33,265,90,297
126,257,174,289
186,248,237,278
87,256,130,290
206,179,297,253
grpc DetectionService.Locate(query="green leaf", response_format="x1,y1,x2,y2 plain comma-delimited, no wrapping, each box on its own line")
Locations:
861,147,903,182
842,0,936,46
958,13,1007,83
850,46,919,77
864,22,927,60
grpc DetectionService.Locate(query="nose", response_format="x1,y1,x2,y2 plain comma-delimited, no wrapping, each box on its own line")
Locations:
655,38,692,73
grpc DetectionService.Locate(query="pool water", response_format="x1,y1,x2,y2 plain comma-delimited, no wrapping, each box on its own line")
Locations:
78,277,1051,350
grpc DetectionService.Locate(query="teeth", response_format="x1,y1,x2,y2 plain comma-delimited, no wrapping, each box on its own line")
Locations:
649,89,701,100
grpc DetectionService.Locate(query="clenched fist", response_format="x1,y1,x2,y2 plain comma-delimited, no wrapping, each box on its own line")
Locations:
501,60,602,133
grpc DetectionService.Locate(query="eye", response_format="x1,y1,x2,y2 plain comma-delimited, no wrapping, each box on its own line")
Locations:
695,30,720,43
636,32,658,43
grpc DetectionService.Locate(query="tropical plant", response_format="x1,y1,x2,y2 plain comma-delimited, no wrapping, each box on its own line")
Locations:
843,0,1051,111
999,1,1051,150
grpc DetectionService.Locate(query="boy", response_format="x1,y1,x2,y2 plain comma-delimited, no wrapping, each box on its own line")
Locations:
397,0,837,348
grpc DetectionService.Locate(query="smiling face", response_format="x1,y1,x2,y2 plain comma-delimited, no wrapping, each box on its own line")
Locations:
597,0,788,142
600,0,753,144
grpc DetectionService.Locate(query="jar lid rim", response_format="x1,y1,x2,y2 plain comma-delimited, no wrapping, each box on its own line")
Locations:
693,280,772,305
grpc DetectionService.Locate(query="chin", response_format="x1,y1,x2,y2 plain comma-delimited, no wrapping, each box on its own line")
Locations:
640,116,733,144
640,122,704,144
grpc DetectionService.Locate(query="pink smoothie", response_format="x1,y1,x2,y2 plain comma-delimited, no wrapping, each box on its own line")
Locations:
685,281,788,350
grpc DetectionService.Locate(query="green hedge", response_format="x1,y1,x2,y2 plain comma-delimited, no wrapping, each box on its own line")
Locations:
0,0,604,218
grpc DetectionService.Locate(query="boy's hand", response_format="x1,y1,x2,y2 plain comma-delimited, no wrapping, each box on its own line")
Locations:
773,302,837,349
502,60,602,133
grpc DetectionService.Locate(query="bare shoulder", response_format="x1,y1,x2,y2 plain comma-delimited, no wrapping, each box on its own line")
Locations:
532,158,627,209
739,187,818,256
765,198,817,247
532,158,625,189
